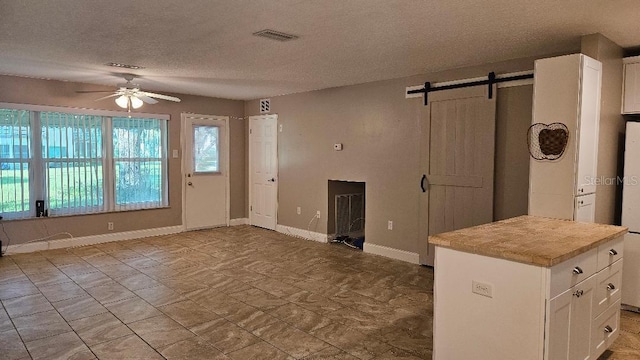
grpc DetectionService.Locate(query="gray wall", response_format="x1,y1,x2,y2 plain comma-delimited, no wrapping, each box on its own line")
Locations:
494,85,533,220
245,57,538,254
581,34,625,225
0,75,245,246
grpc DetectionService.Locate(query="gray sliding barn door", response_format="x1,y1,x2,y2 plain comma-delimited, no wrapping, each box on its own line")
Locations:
419,86,496,265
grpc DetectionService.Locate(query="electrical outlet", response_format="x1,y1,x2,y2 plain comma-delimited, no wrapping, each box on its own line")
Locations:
388,220,393,230
472,280,493,298
108,222,114,231
296,207,301,215
316,210,321,219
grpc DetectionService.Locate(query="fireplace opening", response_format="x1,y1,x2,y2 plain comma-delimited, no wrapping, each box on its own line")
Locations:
328,180,365,250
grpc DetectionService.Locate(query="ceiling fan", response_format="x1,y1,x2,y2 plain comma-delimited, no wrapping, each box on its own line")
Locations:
77,74,181,110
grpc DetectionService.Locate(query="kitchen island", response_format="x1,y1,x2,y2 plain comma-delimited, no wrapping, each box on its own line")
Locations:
429,215,627,360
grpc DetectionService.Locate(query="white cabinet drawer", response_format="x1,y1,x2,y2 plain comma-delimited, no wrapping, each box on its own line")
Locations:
591,299,621,359
594,259,623,317
597,237,624,271
551,248,598,298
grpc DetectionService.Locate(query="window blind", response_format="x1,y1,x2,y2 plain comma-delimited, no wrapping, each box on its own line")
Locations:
41,112,103,215
0,105,168,219
0,109,31,218
113,117,167,211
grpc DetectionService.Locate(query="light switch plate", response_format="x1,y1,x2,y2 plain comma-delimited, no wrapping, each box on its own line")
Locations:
172,149,179,158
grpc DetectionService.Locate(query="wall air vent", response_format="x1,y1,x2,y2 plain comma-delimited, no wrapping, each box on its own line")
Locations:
105,62,145,70
253,29,298,42
260,99,271,113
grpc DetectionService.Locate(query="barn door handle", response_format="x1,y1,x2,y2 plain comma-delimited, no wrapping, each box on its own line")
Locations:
420,174,427,192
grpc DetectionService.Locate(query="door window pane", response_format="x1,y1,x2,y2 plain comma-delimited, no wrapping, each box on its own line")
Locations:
193,125,219,173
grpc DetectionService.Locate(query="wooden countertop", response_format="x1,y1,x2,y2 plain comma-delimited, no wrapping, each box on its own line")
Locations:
428,215,628,267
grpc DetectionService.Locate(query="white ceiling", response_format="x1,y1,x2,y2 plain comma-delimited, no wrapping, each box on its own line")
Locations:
1,0,639,100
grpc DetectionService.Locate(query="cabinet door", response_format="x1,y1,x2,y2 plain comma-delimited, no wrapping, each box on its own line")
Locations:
548,289,572,359
569,274,597,360
575,56,601,196
574,193,596,223
623,62,640,114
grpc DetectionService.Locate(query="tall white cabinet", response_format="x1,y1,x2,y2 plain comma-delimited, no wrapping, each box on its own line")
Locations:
529,54,602,221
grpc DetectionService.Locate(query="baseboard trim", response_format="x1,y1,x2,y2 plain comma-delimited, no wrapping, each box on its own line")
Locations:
276,224,329,243
229,218,249,226
6,225,184,254
363,243,420,264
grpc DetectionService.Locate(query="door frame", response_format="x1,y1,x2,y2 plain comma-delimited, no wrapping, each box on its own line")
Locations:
180,113,230,230
248,114,278,229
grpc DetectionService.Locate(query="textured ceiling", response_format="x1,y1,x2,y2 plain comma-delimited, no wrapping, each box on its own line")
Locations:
1,0,639,100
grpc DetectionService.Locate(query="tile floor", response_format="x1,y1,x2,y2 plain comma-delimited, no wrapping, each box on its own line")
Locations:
0,225,638,359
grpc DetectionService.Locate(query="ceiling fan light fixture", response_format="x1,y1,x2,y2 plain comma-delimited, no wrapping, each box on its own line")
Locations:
130,96,143,109
115,95,129,108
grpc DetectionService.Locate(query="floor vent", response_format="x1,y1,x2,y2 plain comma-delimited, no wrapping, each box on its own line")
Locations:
335,193,364,237
253,29,299,42
260,99,271,113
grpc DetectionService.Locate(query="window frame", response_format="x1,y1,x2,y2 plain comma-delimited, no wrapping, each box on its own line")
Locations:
0,102,170,219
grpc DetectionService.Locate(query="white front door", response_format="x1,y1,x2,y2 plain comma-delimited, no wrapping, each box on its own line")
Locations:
182,114,229,230
249,114,278,230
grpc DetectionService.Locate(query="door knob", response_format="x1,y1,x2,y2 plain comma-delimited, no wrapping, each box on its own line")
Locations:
267,178,275,182
188,182,193,186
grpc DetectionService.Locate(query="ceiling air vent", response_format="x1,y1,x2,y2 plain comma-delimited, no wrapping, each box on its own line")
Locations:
253,29,298,42
260,99,271,113
105,62,145,70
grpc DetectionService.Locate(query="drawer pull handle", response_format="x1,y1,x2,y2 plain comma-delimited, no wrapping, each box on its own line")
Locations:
573,289,584,297
572,266,583,275
607,283,616,291
609,249,618,256
604,325,613,333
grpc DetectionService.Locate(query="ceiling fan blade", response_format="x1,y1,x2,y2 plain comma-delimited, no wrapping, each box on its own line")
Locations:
76,90,115,94
139,91,181,102
135,94,159,104
94,94,120,101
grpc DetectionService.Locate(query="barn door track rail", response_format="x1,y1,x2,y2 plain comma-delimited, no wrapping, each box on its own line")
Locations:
407,72,534,106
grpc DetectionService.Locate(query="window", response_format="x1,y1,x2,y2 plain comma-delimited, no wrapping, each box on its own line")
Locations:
0,109,31,217
40,112,103,215
113,117,167,210
0,105,168,219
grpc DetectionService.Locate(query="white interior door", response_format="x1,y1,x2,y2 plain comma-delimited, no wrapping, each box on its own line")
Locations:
182,114,229,230
249,114,278,230
419,86,496,265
